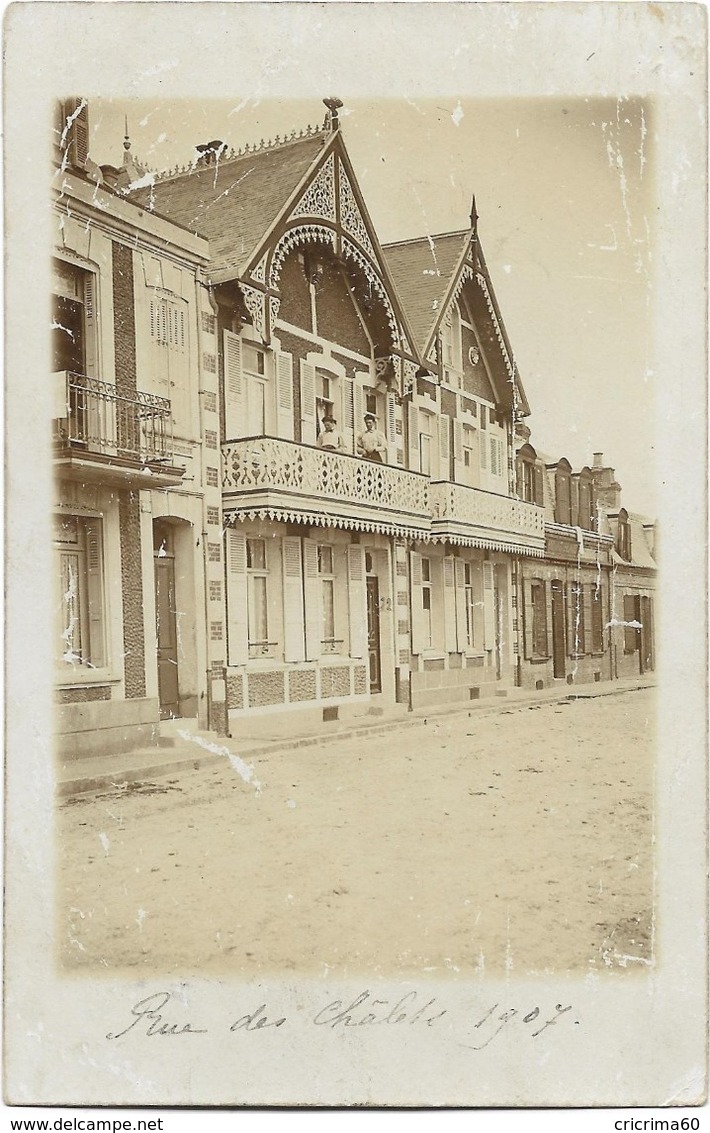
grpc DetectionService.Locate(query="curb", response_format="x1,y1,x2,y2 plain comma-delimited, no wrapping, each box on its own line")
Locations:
58,679,655,799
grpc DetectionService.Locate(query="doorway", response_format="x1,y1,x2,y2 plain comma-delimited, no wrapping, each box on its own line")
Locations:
366,573,382,694
153,521,180,719
551,579,566,679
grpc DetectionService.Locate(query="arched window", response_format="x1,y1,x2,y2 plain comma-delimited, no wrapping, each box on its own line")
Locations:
617,508,631,560
554,459,573,525
516,443,543,505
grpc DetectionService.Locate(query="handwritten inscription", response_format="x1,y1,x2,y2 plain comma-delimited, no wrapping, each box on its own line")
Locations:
313,990,446,1028
107,992,208,1040
106,990,576,1048
460,1002,574,1051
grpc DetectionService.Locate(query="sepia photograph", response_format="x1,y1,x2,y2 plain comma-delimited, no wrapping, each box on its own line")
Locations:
4,0,707,1111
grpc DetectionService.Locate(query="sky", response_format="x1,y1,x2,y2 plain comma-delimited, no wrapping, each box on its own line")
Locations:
88,95,656,515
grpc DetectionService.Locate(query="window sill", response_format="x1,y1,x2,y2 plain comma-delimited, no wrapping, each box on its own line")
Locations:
56,670,121,687
528,655,551,665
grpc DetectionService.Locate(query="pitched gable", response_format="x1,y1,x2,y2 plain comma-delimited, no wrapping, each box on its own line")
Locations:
383,232,469,356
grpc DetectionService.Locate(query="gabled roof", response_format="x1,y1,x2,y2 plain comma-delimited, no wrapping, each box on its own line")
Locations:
131,132,327,278
382,231,470,355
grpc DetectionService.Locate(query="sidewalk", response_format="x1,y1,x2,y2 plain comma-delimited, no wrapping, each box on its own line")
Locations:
56,674,656,798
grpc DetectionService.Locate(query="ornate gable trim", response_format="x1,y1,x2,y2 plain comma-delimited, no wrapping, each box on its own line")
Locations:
291,152,337,223
338,162,377,261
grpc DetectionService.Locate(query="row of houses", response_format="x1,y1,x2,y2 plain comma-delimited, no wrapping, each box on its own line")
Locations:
52,98,656,759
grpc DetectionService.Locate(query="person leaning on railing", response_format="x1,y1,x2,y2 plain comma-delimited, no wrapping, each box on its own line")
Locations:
356,413,387,463
316,414,346,452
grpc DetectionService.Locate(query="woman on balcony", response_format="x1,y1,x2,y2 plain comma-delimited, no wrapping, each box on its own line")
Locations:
356,413,387,463
316,414,345,452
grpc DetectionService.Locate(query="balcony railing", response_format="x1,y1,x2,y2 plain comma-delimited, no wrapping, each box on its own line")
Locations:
430,479,546,552
54,372,175,465
222,435,430,527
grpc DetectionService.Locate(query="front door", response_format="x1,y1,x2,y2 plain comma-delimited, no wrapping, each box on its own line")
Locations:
366,576,382,694
154,529,180,719
551,580,566,679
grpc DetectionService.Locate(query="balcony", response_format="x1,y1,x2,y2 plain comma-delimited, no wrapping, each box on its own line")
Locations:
53,372,185,488
221,436,430,536
430,480,546,555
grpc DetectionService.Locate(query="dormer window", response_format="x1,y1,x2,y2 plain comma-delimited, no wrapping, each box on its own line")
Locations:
554,459,573,525
617,510,631,560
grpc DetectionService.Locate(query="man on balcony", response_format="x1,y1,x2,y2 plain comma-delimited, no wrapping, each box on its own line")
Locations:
316,413,345,452
356,413,387,463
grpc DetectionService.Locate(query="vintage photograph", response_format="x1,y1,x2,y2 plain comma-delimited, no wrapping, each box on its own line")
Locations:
4,0,706,1110
53,93,657,977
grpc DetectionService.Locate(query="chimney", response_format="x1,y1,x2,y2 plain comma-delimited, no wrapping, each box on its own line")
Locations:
593,452,603,468
591,452,621,511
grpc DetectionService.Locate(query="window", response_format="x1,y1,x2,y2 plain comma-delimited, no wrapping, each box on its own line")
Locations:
419,416,433,476
591,585,604,653
555,462,573,525
55,514,106,670
244,343,268,435
421,556,433,648
531,581,548,657
441,304,462,384
480,405,487,430
52,259,95,375
318,544,338,652
570,582,585,655
246,537,269,651
617,513,631,560
462,424,477,487
464,562,476,649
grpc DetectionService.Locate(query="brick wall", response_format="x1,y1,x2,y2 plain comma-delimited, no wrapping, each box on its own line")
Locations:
112,242,137,398
314,259,370,355
119,491,146,698
278,253,313,332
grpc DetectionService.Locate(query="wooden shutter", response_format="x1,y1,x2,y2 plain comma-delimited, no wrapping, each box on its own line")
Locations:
522,578,534,659
226,528,248,665
343,376,355,452
533,464,545,507
282,536,305,662
347,545,367,658
439,416,451,481
583,584,593,654
482,560,495,650
410,551,426,654
224,330,244,440
83,274,98,378
300,359,317,444
443,556,457,652
454,558,467,651
84,520,105,669
353,380,366,446
480,429,488,471
386,391,397,447
568,583,584,657
275,351,294,440
302,539,321,660
407,402,419,471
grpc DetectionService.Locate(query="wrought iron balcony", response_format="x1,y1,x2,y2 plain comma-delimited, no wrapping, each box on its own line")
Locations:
430,479,546,554
54,372,184,485
222,435,430,535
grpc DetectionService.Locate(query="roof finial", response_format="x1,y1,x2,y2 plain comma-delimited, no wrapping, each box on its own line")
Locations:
470,193,479,231
123,115,131,154
323,96,344,131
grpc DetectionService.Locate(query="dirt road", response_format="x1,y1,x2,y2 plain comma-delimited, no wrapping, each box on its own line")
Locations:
58,689,654,976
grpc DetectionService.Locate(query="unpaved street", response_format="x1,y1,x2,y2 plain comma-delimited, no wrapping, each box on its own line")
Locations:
58,689,654,976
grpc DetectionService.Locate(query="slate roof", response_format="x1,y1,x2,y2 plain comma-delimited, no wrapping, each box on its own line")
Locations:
382,231,470,354
131,133,328,279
